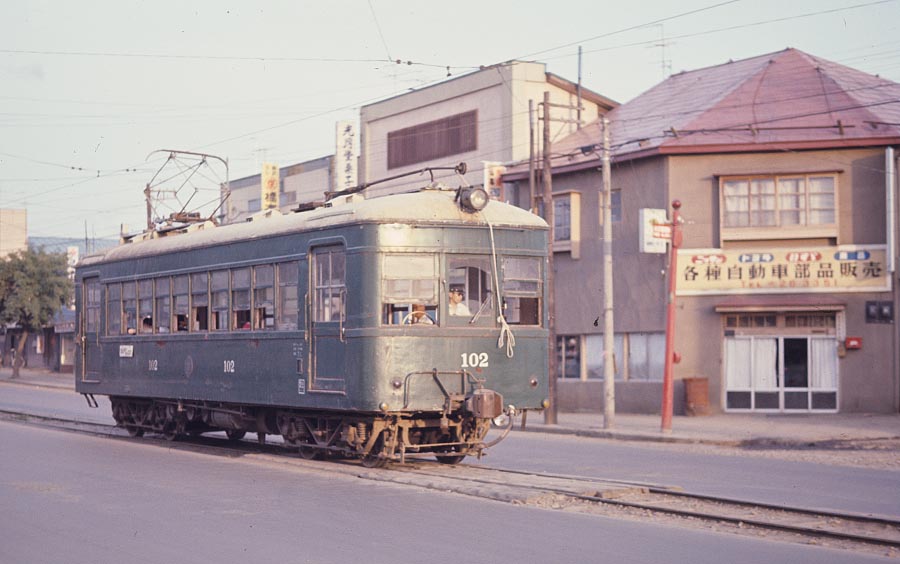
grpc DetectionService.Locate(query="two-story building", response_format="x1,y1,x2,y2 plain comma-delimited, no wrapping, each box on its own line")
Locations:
222,61,616,221
504,48,900,414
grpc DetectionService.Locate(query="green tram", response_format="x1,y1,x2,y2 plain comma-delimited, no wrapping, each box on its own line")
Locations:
75,184,549,466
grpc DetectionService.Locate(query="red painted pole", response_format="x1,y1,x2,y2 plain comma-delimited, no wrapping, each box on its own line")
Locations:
661,200,682,433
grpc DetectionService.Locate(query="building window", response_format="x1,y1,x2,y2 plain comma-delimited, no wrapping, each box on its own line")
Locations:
248,199,261,213
387,110,477,169
720,173,837,240
611,190,622,223
553,192,581,258
557,335,581,379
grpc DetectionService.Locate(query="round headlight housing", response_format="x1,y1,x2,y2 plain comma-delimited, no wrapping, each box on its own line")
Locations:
459,187,489,213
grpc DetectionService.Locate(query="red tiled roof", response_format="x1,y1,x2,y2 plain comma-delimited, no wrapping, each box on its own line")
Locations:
506,49,900,178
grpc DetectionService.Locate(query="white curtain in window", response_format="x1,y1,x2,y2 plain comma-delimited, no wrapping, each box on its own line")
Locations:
724,338,752,389
809,338,838,389
752,338,778,389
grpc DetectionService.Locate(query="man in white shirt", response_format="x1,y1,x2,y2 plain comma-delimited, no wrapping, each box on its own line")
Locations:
448,285,471,316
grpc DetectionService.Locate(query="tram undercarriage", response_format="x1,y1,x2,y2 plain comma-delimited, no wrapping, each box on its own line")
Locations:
109,393,508,467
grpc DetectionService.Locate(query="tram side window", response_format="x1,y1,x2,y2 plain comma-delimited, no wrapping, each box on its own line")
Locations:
232,268,252,329
382,254,438,325
155,278,171,333
173,275,189,332
85,280,101,334
501,257,542,326
254,265,275,329
191,272,209,331
138,280,153,333
447,256,493,325
313,247,345,323
122,282,137,334
210,271,229,331
276,262,299,330
106,283,121,335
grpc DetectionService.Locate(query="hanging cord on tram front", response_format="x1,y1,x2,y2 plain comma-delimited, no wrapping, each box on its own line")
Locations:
485,216,516,358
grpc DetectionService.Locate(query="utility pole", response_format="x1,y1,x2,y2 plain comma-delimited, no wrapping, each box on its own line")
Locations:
601,117,616,429
529,99,536,213
542,91,558,425
661,200,683,433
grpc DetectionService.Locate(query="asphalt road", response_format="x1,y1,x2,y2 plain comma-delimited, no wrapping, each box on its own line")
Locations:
2,383,899,520
474,431,900,518
2,419,895,564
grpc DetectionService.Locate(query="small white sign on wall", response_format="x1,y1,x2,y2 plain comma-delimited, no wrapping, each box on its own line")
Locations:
640,208,669,254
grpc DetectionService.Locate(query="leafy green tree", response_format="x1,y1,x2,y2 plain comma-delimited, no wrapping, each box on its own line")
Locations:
0,248,72,378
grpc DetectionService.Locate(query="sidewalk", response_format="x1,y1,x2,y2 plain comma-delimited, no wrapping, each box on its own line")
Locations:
3,366,899,447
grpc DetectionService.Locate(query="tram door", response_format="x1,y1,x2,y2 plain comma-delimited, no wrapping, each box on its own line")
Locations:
79,277,102,382
309,246,347,393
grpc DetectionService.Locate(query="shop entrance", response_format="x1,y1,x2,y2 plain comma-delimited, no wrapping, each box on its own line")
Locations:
722,312,839,412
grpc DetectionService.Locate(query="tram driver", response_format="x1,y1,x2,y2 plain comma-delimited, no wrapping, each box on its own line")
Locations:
448,285,472,317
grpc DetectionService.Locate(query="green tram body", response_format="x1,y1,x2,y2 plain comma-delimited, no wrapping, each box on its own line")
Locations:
75,188,549,465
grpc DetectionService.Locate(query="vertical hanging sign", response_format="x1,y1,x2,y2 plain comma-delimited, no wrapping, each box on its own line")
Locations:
334,120,358,193
261,162,280,210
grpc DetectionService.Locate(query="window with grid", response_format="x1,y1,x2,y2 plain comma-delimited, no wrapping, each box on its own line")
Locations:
721,174,836,239
387,110,477,169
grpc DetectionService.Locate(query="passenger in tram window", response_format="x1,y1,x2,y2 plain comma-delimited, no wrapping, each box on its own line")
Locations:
140,316,153,333
411,304,434,325
176,315,188,332
448,285,471,317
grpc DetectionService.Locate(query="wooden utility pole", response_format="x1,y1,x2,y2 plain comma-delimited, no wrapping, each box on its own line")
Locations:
601,117,616,429
529,99,536,213
542,91,558,425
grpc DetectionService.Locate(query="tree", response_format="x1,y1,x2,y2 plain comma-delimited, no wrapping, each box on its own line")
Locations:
0,248,72,378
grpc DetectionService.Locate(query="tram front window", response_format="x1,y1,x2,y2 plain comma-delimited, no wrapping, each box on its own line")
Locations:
501,256,542,326
447,256,492,326
382,254,438,326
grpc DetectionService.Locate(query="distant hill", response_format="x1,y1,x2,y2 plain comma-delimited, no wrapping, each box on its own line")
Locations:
28,236,119,256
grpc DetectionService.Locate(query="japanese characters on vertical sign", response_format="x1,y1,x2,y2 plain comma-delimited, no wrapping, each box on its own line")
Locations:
261,163,280,210
482,161,506,200
334,120,358,193
676,246,890,295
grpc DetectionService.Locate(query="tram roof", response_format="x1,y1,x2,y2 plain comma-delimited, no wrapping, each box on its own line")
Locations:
80,188,547,266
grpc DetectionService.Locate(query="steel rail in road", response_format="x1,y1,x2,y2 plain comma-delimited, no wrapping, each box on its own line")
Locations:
3,408,899,553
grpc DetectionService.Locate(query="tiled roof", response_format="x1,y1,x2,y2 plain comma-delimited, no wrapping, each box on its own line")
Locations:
511,49,900,176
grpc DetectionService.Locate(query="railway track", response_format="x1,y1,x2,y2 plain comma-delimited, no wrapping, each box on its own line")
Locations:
4,408,899,555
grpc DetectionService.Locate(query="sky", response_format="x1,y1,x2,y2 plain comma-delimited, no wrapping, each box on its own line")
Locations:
1,0,898,242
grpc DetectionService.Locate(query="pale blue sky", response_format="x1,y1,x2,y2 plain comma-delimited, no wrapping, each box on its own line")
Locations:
1,0,898,240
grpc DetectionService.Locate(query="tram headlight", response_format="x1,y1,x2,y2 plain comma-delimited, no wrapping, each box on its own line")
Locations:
458,187,489,213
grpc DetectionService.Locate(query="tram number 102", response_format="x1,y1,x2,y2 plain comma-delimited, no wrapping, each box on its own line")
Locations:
460,352,489,369
223,360,236,373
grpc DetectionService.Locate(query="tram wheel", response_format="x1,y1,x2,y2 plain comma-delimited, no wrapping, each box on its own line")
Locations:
125,426,144,438
435,453,466,465
298,445,323,460
225,430,246,441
